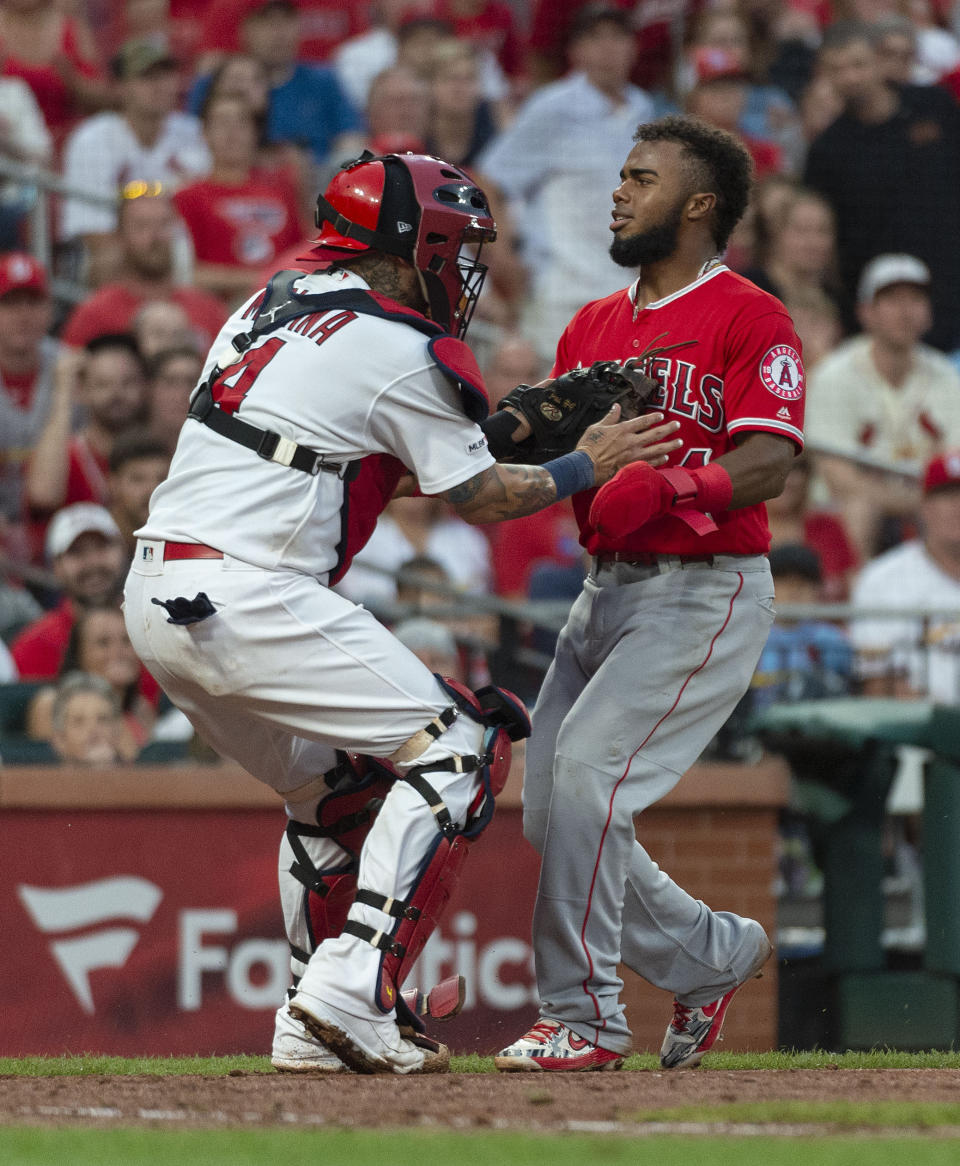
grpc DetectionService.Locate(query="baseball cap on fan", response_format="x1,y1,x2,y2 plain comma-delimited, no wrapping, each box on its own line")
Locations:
0,252,48,298
45,504,122,561
923,451,960,495
857,253,931,303
691,46,751,84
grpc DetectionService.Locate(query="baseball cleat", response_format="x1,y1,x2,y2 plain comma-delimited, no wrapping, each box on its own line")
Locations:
494,1018,625,1072
289,995,450,1075
271,1005,346,1073
659,935,773,1069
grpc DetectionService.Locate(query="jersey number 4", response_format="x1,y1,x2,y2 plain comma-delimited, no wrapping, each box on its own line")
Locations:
680,448,712,468
211,338,285,415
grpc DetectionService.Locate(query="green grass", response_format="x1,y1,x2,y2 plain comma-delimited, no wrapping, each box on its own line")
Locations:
635,1100,960,1128
5,1053,960,1164
2,1129,960,1166
4,1049,960,1076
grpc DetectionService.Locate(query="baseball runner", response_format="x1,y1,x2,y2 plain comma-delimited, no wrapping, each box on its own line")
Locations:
493,116,805,1072
122,151,676,1075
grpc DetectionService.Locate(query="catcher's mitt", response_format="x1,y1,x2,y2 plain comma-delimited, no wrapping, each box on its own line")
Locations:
498,336,692,463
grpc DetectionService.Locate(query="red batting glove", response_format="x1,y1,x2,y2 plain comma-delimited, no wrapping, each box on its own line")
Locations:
589,461,733,540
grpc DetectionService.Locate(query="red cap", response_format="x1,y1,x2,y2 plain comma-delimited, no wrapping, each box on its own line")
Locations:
0,251,48,298
692,46,749,84
923,451,960,494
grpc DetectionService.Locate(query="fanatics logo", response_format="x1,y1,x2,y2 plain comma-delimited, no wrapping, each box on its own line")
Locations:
759,345,804,401
18,877,163,1014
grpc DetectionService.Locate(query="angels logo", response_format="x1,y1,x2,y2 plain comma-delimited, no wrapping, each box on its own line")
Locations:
759,345,804,401
18,877,162,1014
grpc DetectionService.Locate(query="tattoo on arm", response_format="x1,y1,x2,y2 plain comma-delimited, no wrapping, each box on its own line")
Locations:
440,464,558,521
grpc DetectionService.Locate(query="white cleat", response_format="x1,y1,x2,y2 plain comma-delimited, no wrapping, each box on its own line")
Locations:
289,994,450,1075
271,1004,346,1073
660,929,773,1069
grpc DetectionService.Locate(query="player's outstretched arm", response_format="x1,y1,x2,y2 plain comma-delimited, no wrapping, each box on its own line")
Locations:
440,407,682,524
589,431,796,540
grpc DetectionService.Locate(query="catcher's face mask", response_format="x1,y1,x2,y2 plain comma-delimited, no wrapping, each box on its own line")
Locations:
302,152,496,339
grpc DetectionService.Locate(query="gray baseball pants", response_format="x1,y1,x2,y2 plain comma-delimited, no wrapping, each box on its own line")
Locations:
522,554,776,1054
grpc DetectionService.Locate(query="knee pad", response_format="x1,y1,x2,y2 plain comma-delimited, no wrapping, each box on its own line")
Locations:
343,679,530,1014
314,752,396,858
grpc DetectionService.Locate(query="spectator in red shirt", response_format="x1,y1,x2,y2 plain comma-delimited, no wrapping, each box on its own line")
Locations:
27,602,157,755
435,0,524,81
0,253,57,533
60,191,229,352
766,454,859,602
26,334,149,516
173,94,303,306
527,0,699,93
0,0,109,142
684,51,785,180
132,300,197,361
197,0,370,67
11,503,128,679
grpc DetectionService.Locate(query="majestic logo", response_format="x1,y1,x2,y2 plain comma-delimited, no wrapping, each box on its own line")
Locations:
759,345,804,401
776,406,792,419
18,877,163,1014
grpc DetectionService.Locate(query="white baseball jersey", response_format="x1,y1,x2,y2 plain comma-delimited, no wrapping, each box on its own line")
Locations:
139,268,495,581
850,539,960,701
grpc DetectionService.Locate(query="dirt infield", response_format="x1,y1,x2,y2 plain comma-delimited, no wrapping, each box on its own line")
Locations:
4,1069,960,1133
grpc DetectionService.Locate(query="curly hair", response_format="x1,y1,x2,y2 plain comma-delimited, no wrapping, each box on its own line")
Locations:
633,115,754,252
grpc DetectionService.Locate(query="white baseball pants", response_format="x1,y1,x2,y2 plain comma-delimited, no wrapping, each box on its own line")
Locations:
124,544,485,1021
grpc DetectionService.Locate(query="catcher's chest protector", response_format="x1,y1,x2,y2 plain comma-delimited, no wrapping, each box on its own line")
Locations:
190,271,491,583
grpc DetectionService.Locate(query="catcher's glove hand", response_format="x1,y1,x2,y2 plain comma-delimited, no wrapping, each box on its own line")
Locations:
498,337,691,463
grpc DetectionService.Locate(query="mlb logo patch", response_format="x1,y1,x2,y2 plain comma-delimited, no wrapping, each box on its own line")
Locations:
142,545,154,562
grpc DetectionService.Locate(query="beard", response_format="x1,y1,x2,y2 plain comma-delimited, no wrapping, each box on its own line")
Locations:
609,197,687,269
128,245,173,281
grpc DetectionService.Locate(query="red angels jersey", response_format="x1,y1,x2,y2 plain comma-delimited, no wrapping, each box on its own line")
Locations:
553,266,805,556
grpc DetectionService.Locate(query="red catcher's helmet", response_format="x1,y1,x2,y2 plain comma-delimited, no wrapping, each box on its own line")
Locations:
302,151,496,339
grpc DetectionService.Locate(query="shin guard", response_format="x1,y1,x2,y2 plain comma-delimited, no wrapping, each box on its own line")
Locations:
343,679,531,1014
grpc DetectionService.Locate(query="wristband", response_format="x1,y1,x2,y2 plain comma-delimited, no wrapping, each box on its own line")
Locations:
687,462,733,513
543,450,595,499
481,409,523,459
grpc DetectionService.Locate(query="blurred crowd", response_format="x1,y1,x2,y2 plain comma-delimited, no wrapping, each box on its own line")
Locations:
1,0,960,767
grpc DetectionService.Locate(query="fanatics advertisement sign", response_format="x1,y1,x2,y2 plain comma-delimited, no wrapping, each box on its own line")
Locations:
1,808,542,1057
